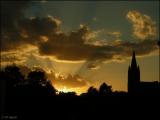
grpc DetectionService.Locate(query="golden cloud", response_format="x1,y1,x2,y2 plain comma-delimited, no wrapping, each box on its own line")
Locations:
127,10,157,40
1,1,159,68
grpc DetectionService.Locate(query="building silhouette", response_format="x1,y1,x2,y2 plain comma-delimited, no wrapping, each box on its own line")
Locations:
128,51,160,95
128,51,140,93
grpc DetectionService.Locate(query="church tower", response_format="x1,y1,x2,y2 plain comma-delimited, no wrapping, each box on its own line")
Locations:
128,51,140,93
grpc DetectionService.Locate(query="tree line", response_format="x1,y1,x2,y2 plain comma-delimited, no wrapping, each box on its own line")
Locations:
0,65,126,97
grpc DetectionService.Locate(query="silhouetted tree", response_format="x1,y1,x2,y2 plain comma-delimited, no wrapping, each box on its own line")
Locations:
27,71,47,85
4,65,24,86
45,80,57,96
0,65,24,97
99,82,112,96
58,91,76,97
26,70,56,96
87,86,99,96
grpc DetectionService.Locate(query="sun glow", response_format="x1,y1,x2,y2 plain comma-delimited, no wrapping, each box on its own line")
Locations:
54,85,89,95
57,86,72,93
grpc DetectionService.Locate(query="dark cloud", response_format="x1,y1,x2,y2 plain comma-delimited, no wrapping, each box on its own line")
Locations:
1,2,159,64
1,1,55,51
18,16,60,38
39,33,157,62
1,1,30,30
1,19,158,62
1,1,30,51
38,26,95,61
1,16,61,51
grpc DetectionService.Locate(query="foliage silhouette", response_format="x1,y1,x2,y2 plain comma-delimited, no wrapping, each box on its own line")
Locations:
1,65,160,120
87,86,99,97
99,82,112,96
0,65,24,97
58,91,76,97
27,71,47,85
21,70,57,96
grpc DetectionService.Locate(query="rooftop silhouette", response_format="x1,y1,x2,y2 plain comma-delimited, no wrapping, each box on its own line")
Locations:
128,51,160,95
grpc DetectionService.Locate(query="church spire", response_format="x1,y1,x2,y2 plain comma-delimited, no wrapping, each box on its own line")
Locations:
128,50,140,93
131,50,137,68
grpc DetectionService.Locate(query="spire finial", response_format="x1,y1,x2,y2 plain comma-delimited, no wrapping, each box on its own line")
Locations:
131,50,137,68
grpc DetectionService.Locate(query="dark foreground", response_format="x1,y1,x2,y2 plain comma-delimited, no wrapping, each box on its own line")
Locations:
1,95,160,120
1,66,160,119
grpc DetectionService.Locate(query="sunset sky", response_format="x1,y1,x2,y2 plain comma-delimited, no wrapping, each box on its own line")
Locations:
1,1,159,95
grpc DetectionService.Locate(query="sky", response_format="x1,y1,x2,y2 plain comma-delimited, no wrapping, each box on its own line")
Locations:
1,1,159,95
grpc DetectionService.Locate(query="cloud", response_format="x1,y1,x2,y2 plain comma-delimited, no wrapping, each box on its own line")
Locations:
1,2,159,68
107,31,121,38
38,25,95,61
19,16,61,37
87,62,101,70
38,26,142,63
126,10,157,40
31,66,89,88
1,16,61,51
1,1,59,51
87,63,97,70
0,45,39,67
1,1,30,30
47,72,88,88
1,21,158,64
1,1,33,51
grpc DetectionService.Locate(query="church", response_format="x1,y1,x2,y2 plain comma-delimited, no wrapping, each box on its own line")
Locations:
128,51,160,95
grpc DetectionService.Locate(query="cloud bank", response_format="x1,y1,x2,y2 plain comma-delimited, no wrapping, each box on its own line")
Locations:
1,2,159,67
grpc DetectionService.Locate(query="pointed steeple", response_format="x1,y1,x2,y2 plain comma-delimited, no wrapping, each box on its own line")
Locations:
128,50,140,93
131,50,137,68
